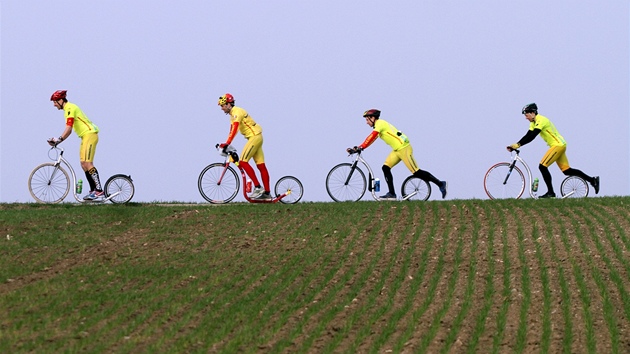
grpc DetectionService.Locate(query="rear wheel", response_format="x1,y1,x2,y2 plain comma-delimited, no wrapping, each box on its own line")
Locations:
325,163,366,202
401,176,431,201
104,174,135,203
275,176,303,204
560,176,589,198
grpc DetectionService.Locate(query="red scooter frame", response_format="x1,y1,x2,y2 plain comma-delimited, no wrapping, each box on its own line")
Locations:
197,145,304,204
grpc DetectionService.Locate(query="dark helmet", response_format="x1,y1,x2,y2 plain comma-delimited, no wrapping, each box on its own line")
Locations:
50,90,67,101
362,109,381,118
521,103,538,114
218,93,235,105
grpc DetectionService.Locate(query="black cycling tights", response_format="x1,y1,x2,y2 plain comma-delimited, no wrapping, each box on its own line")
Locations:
382,165,395,194
562,167,593,183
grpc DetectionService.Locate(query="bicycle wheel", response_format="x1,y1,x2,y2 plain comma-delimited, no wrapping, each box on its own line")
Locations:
198,163,239,204
325,163,367,202
560,176,589,198
401,176,431,201
28,163,70,203
484,162,525,199
275,176,304,204
104,174,135,203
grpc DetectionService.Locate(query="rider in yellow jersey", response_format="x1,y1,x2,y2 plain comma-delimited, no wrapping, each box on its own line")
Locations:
48,90,104,201
347,109,448,200
507,103,600,198
218,93,271,200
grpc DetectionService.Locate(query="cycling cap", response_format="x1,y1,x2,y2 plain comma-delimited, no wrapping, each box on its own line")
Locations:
362,109,381,118
218,93,235,105
521,103,538,114
50,90,67,101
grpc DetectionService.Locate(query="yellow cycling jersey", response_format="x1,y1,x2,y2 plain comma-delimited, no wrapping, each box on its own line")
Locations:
374,118,409,151
530,114,566,147
230,106,262,139
64,102,99,137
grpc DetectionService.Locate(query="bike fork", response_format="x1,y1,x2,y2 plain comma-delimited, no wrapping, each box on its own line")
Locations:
344,162,359,186
503,161,517,185
216,163,231,185
49,163,64,186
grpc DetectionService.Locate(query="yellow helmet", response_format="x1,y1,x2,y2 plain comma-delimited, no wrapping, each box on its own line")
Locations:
218,93,235,105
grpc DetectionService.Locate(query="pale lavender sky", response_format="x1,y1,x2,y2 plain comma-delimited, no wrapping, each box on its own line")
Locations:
1,1,628,202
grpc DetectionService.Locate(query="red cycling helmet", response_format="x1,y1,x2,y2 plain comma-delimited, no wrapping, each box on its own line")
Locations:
50,90,67,101
218,93,235,105
362,109,381,118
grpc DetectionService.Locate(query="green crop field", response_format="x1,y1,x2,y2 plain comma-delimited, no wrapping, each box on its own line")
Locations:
1,198,629,353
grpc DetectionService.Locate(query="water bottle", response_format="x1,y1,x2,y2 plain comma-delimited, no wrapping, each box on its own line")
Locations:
532,178,539,192
374,178,380,192
76,179,83,194
246,179,252,193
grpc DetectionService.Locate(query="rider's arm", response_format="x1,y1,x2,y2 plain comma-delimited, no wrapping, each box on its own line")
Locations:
359,131,379,150
57,118,73,143
516,128,541,147
224,121,239,145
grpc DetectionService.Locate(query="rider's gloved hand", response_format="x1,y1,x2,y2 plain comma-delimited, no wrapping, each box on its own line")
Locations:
347,146,363,154
507,143,520,151
218,142,228,149
47,137,61,147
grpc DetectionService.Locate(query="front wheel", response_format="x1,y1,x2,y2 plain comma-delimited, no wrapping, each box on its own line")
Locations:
484,162,525,199
198,163,239,204
560,176,589,198
104,174,135,203
275,176,304,204
28,163,70,203
325,163,367,202
401,176,431,201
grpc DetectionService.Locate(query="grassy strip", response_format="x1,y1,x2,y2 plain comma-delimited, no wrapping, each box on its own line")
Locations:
464,201,498,354
571,205,622,354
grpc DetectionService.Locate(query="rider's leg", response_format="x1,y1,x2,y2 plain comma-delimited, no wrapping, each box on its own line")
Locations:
256,163,270,192
239,161,261,186
562,167,594,183
539,146,568,196
412,169,441,186
80,134,102,192
555,151,599,193
539,164,554,194
241,135,265,190
84,170,96,192
399,145,442,186
382,165,396,195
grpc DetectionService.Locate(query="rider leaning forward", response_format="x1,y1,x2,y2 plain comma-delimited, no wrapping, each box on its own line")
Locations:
348,109,448,200
507,103,600,198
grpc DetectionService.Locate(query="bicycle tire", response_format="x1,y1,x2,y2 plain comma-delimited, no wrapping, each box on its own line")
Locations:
275,176,304,204
484,162,525,199
198,163,239,204
28,163,70,203
560,176,589,198
104,174,135,203
325,163,367,202
401,176,431,201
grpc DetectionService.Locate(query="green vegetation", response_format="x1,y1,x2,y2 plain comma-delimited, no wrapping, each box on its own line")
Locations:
1,198,629,353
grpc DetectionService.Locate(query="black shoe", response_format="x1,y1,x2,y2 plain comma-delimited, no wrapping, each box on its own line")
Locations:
539,192,556,199
592,176,600,194
439,181,448,199
379,192,397,201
